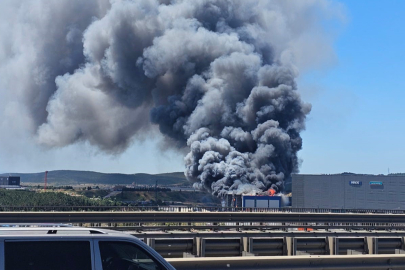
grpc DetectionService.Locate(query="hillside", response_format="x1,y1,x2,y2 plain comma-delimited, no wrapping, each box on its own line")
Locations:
0,190,121,207
1,170,189,186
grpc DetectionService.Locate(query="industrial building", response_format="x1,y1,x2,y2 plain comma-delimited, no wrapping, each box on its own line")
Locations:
225,193,282,208
292,173,405,210
0,176,21,189
242,195,281,208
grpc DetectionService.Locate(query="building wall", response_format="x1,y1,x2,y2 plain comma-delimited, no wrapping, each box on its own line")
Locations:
0,177,8,186
0,176,20,186
292,174,405,210
225,194,243,208
8,176,20,186
242,196,281,208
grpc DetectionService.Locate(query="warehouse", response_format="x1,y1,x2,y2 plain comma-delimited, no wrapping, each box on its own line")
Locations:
0,176,20,186
292,173,405,210
224,193,283,208
0,176,21,189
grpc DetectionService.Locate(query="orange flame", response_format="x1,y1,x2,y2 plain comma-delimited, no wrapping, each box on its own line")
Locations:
268,189,276,196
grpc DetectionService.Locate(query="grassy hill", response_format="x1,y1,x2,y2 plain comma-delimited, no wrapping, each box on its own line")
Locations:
1,170,189,186
0,190,121,207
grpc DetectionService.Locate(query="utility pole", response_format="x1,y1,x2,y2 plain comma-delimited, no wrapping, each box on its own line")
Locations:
155,180,158,205
44,171,48,191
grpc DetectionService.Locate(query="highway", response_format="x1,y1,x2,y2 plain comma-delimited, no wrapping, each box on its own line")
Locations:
4,210,405,267
1,206,405,214
130,230,405,239
2,211,405,224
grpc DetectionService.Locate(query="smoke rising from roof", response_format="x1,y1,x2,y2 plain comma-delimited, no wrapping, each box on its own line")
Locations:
0,0,340,195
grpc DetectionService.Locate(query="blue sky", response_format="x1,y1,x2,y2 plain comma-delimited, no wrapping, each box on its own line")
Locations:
299,0,405,175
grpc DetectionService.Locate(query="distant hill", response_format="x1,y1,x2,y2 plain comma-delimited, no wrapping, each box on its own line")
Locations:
1,170,189,186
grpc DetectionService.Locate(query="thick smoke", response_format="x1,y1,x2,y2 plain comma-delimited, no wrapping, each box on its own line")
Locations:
0,0,339,196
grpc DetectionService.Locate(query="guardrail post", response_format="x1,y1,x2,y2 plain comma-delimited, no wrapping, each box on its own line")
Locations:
283,237,287,255
286,237,292,256
242,251,255,256
147,238,155,248
200,238,205,257
192,237,197,256
243,237,248,253
402,236,405,251
328,237,334,255
196,237,202,257
366,237,373,254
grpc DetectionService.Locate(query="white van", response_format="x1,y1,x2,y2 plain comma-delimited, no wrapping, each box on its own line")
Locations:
0,226,176,270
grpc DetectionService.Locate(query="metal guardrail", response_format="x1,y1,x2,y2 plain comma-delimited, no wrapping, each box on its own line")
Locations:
132,231,405,240
374,237,404,254
142,235,405,258
106,224,405,231
293,237,329,255
1,205,405,214
3,211,405,224
334,237,368,255
248,237,286,256
200,238,242,257
148,238,195,258
167,255,405,270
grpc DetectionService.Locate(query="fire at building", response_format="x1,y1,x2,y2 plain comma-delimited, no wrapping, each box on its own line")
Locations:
224,189,288,209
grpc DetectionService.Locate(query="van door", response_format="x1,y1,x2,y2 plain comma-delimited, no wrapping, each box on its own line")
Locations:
4,240,93,270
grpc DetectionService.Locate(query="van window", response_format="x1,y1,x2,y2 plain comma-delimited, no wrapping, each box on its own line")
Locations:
5,241,92,270
99,241,164,270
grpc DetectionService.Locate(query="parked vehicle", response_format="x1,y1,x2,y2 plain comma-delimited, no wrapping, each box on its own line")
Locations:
0,225,176,270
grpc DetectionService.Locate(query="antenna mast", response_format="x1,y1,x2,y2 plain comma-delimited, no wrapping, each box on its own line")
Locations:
44,171,48,190
155,180,158,205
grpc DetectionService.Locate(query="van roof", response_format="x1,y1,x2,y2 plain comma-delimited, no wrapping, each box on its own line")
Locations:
0,225,134,238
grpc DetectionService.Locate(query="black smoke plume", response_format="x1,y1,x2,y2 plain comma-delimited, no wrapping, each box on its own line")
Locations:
0,0,338,196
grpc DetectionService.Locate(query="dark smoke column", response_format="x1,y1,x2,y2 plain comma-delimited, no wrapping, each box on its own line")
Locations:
182,64,311,196
145,3,312,196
